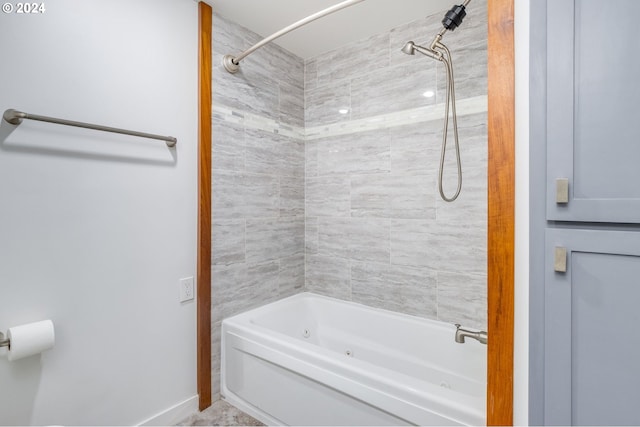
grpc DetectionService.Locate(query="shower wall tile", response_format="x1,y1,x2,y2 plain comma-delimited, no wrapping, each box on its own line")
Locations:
244,129,304,178
390,122,441,175
246,218,304,264
279,253,305,297
278,136,305,178
214,261,280,319
390,173,438,220
239,31,301,90
305,175,350,217
280,82,305,128
315,32,390,87
212,171,245,219
212,118,244,172
211,321,222,400
212,13,245,54
213,69,281,122
316,129,391,177
350,173,437,219
351,261,438,319
390,219,439,269
318,218,390,263
305,254,351,300
212,171,280,219
350,61,437,120
244,128,281,175
304,81,351,128
456,112,488,169
350,173,391,218
437,271,487,330
304,59,318,92
435,44,487,103
436,166,487,226
431,221,486,276
280,176,304,217
211,219,245,266
390,219,486,276
242,173,281,218
305,140,318,178
252,37,303,90
305,217,319,255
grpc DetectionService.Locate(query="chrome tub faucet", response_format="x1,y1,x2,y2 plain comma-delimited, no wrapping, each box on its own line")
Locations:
455,324,488,345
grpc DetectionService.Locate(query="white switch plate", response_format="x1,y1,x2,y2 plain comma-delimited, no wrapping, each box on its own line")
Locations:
179,277,195,302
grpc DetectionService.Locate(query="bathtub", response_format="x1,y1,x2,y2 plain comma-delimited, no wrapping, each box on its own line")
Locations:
221,292,486,426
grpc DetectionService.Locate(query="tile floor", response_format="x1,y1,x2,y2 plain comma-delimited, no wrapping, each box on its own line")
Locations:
177,400,264,426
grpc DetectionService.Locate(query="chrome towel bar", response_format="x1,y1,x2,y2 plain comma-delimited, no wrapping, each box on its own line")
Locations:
3,109,177,147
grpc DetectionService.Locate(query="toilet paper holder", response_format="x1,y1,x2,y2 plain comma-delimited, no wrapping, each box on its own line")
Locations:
0,332,9,348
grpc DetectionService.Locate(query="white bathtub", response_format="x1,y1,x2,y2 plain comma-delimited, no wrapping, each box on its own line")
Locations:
221,292,486,426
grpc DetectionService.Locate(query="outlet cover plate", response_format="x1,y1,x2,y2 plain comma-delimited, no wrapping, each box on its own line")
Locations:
179,277,195,302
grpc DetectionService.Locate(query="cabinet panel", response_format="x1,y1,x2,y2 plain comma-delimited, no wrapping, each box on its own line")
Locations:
544,229,640,425
546,0,640,222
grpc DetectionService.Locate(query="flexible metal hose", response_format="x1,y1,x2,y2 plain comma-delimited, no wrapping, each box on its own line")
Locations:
437,43,462,202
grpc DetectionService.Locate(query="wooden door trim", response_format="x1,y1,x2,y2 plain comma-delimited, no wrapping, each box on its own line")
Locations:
197,0,212,411
487,0,515,424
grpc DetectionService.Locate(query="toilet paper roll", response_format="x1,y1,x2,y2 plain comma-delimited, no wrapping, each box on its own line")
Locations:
7,320,55,362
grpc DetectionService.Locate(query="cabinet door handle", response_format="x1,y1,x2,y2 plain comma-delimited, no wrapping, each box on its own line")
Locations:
556,178,569,204
554,246,567,273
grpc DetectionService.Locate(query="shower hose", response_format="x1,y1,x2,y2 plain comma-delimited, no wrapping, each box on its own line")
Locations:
436,42,462,202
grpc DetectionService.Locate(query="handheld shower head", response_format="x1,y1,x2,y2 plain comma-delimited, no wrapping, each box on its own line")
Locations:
400,41,442,61
401,41,416,55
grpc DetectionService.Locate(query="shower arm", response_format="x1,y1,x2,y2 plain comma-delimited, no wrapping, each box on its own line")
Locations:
223,0,366,73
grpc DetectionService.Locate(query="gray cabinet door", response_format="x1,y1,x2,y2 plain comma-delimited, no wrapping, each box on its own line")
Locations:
546,0,640,223
544,228,640,425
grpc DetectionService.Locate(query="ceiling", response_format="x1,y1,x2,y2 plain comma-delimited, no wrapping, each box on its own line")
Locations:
204,0,455,59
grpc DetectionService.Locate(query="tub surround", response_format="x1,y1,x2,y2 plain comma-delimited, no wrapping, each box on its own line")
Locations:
303,0,487,330
211,0,488,401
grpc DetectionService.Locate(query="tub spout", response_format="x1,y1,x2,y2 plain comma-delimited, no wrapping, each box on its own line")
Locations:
455,324,487,345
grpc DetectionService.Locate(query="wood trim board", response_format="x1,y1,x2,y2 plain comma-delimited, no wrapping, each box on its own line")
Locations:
197,0,212,412
487,0,515,424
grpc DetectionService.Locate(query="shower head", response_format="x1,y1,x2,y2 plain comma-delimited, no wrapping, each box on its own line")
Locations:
401,41,416,55
400,41,442,61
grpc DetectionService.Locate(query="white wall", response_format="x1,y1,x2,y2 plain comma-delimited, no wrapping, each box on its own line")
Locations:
514,0,531,424
0,0,198,424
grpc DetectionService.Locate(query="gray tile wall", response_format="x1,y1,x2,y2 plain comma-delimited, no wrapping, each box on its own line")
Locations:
304,0,488,331
211,13,305,400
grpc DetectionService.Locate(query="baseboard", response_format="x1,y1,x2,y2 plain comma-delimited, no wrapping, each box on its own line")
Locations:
137,395,199,426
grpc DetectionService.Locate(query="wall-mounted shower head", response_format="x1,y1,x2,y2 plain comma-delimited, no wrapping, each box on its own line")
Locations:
400,41,442,61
